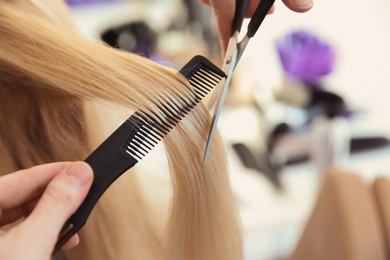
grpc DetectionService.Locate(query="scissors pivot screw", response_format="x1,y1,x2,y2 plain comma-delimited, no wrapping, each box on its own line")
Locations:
226,56,232,65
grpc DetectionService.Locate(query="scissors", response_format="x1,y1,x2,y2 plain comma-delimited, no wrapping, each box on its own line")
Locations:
203,0,275,165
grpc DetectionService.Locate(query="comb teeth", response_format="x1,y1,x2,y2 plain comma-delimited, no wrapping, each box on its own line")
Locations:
123,55,226,160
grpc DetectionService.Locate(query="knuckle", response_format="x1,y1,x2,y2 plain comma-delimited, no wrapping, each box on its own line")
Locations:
43,186,75,210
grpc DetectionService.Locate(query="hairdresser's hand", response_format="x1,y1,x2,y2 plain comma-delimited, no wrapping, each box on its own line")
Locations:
200,0,314,53
0,162,93,260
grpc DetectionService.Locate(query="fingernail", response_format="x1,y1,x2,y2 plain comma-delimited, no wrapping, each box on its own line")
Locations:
66,162,93,186
293,0,313,9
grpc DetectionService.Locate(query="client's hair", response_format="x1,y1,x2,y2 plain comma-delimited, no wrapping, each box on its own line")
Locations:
0,1,242,259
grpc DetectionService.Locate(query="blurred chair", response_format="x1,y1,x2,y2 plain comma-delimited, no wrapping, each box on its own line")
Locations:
289,168,387,260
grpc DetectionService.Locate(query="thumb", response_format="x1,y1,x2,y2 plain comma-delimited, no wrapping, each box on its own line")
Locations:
282,0,313,12
210,0,235,55
17,162,93,251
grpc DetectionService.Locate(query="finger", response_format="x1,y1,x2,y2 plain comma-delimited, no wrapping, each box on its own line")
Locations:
61,234,79,250
15,162,93,250
282,0,313,12
0,199,37,226
0,162,73,210
209,0,235,54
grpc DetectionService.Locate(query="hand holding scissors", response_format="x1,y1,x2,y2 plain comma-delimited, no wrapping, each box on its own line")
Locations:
203,0,275,165
201,0,314,53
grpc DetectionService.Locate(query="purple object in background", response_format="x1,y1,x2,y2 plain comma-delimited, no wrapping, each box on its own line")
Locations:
276,30,335,85
66,0,122,5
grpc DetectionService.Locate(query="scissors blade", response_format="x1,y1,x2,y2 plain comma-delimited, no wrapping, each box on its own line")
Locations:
203,37,238,166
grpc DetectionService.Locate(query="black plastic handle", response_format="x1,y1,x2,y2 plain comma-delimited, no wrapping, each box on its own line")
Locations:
247,0,275,38
53,119,139,254
231,0,249,36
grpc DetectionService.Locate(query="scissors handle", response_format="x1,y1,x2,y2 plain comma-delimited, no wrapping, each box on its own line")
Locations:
247,0,275,38
231,0,249,35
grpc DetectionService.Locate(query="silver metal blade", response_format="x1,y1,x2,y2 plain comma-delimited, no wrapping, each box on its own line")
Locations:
202,40,238,166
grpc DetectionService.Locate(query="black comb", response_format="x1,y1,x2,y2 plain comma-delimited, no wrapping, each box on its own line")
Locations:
52,55,225,254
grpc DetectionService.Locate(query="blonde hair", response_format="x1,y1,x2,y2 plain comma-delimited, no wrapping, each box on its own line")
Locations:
0,1,242,260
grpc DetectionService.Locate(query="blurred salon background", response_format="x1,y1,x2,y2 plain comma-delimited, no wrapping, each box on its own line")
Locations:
66,0,390,259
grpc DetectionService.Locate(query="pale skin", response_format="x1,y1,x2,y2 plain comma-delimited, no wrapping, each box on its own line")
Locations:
0,162,93,260
200,0,314,53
